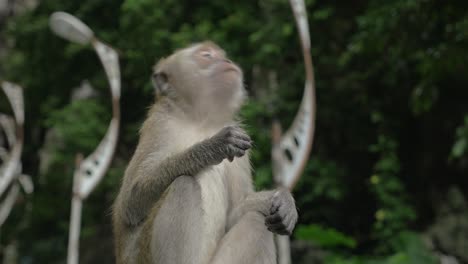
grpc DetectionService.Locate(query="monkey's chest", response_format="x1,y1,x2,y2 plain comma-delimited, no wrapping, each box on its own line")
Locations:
195,163,229,259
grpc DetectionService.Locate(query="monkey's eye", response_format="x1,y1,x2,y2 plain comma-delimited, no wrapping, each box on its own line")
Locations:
200,51,213,58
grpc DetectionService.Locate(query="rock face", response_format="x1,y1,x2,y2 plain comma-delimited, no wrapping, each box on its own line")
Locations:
428,187,468,263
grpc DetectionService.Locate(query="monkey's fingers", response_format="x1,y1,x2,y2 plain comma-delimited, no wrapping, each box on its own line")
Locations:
228,125,247,134
265,212,283,225
270,204,280,215
283,208,297,225
267,227,290,236
282,208,298,233
286,217,297,235
227,145,245,158
229,139,252,150
221,125,247,138
230,131,252,145
269,197,282,214
267,222,288,232
266,219,291,236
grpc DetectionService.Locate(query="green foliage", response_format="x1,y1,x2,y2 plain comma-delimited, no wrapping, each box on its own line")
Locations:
294,158,347,224
296,224,357,249
325,232,437,264
369,135,416,248
45,99,108,153
2,0,468,263
450,115,468,160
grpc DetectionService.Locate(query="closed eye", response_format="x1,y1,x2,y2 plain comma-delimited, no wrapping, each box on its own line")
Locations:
200,51,212,58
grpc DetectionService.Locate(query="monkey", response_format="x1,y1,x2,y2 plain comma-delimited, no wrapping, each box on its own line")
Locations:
112,41,298,264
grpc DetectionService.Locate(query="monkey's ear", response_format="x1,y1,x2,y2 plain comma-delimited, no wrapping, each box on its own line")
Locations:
152,72,170,97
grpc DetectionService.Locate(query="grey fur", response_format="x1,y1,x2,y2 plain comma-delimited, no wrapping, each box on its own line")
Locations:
119,125,252,226
112,42,298,264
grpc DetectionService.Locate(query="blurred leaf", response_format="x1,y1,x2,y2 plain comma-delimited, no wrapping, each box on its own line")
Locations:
296,224,357,249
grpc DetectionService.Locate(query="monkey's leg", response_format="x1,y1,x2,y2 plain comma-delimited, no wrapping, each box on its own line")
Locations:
147,175,205,264
210,212,276,264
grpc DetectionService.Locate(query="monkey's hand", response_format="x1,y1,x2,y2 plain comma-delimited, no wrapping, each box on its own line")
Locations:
208,125,252,163
265,188,298,236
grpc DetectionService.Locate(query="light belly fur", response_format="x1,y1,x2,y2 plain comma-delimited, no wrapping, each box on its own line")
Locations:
158,123,231,262
195,162,229,263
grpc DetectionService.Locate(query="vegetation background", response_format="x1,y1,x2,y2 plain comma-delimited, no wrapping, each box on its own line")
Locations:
1,0,468,263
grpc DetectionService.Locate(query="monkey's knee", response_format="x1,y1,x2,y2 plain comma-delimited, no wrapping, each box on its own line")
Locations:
243,212,276,262
150,176,204,263
212,212,275,264
241,211,268,229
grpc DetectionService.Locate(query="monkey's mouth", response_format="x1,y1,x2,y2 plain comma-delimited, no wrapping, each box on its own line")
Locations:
217,62,241,74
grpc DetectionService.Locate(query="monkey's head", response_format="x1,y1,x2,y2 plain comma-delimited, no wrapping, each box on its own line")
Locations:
152,41,245,122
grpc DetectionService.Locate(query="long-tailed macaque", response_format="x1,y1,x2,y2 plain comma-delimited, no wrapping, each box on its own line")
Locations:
112,41,298,264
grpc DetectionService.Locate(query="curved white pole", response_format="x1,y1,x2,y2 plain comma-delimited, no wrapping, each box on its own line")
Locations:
0,82,25,196
50,11,121,264
0,82,30,227
273,0,316,190
66,40,120,264
272,1,316,264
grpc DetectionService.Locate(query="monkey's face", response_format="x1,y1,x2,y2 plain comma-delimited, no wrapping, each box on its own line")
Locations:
192,43,241,83
153,42,245,117
185,42,244,105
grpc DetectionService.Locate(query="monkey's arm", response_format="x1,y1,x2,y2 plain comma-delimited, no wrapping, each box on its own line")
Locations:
119,141,220,226
228,188,298,236
119,125,251,226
